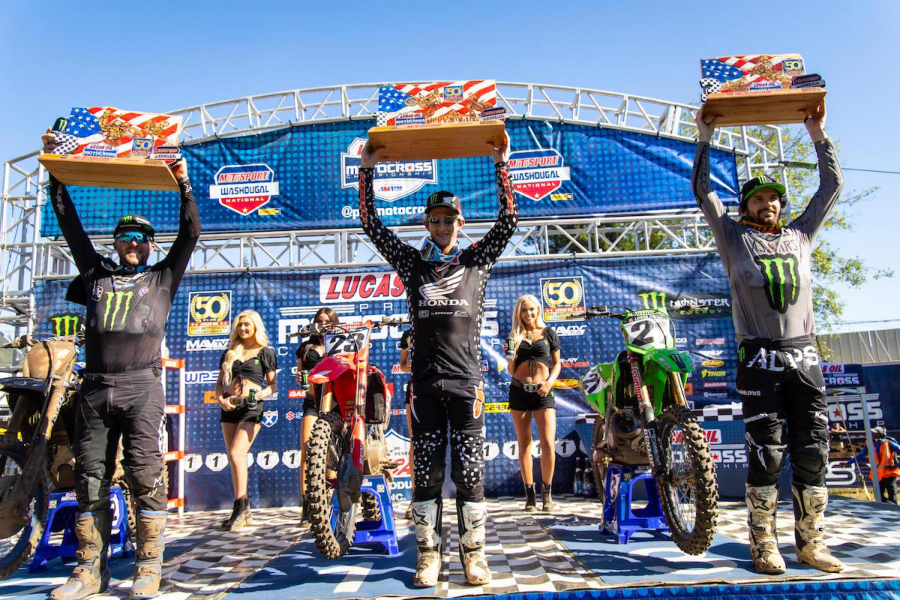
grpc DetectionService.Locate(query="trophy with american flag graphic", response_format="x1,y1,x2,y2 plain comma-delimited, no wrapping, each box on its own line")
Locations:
38,106,184,191
699,54,826,126
367,81,506,161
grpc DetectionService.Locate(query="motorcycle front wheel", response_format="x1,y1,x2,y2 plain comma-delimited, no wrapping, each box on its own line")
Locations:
655,404,718,555
0,435,48,580
305,415,357,559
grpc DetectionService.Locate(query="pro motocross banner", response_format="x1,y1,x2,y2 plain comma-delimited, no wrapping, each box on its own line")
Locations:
34,254,751,510
41,119,740,237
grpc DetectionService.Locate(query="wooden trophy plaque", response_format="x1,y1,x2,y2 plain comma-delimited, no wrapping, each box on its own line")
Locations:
38,107,183,191
699,54,826,126
367,81,507,161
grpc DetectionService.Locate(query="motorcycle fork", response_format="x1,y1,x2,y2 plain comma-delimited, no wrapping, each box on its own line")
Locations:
667,372,688,407
627,353,665,475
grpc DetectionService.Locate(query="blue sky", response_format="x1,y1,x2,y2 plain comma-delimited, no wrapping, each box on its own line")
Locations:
1,1,896,333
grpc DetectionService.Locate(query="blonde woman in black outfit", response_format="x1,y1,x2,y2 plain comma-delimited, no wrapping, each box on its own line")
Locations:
295,307,340,520
505,294,561,511
215,310,278,530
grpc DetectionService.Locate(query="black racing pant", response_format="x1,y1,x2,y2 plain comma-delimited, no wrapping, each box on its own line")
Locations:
409,375,485,503
737,336,829,489
880,476,898,505
74,368,167,512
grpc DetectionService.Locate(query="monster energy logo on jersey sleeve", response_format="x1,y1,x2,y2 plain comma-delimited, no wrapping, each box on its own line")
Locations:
102,291,134,329
755,254,800,314
49,313,81,336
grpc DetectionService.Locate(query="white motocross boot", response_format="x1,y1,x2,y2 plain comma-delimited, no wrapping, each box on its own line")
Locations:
745,484,786,574
458,501,491,586
410,499,442,588
793,484,843,572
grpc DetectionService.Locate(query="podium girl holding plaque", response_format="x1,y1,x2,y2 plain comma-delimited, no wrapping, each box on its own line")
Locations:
359,133,517,588
41,131,199,600
215,310,278,531
693,101,844,575
504,294,561,513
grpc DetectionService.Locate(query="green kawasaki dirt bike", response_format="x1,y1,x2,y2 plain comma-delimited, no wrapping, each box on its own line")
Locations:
576,305,718,555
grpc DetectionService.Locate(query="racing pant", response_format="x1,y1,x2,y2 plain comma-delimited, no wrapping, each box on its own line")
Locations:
73,368,168,513
736,336,829,490
409,375,486,503
880,477,898,505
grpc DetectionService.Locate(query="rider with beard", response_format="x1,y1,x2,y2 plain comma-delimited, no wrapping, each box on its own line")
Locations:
358,133,517,588
42,132,200,600
692,102,844,575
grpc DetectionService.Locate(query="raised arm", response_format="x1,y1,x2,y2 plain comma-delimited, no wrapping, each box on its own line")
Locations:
692,107,734,244
788,102,844,240
471,132,518,267
159,159,200,289
358,142,418,273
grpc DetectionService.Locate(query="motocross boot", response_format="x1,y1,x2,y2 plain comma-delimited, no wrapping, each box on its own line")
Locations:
524,483,537,512
793,484,843,572
745,484,786,574
129,510,167,599
225,498,252,531
50,509,112,599
457,500,491,586
541,482,556,512
410,499,442,588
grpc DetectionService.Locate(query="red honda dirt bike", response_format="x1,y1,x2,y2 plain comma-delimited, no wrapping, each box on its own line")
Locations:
292,317,403,559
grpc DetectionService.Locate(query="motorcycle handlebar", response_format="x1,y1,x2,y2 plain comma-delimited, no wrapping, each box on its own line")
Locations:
284,316,409,339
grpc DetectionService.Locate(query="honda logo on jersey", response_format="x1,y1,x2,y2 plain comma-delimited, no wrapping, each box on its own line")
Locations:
418,270,468,306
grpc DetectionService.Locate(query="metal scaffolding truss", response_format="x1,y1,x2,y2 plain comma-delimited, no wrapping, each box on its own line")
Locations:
2,81,785,337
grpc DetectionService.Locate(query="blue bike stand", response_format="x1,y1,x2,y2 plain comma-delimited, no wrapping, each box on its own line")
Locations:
601,463,668,544
352,476,399,555
29,487,130,572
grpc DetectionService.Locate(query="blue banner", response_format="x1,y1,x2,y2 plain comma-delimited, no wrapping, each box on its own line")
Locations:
41,119,739,237
33,254,745,510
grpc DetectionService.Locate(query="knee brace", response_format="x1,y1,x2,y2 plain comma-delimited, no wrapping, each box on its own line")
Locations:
789,445,828,487
745,416,787,487
125,465,168,512
412,429,447,501
450,428,485,502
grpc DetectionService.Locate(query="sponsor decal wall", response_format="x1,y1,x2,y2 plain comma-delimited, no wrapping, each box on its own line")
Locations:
41,119,739,237
33,254,750,509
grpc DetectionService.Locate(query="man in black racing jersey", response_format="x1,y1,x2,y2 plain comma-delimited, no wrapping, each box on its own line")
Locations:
43,133,200,600
359,133,517,588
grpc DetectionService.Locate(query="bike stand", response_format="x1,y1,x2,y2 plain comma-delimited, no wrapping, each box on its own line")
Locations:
29,487,130,572
601,463,668,544
353,476,399,556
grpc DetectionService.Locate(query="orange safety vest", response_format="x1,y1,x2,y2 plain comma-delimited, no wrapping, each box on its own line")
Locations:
871,441,900,481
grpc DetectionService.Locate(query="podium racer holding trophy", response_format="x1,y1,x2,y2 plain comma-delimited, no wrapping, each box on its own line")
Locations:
42,134,200,599
359,133,517,588
693,102,844,575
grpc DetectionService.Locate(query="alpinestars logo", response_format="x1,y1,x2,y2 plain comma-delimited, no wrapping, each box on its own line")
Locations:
756,254,799,314
418,271,467,306
102,291,134,329
49,313,81,336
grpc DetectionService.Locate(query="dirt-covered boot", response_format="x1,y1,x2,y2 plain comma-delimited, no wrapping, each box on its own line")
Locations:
50,509,112,599
129,510,167,599
457,501,491,586
411,499,442,588
793,484,843,573
541,482,556,512
746,484,786,574
524,483,537,512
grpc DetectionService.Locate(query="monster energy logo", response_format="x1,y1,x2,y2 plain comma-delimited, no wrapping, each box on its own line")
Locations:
102,291,134,329
738,346,746,363
638,291,668,312
49,313,81,336
756,254,799,314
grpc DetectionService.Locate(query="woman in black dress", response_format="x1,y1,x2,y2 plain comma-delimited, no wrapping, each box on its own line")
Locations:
215,310,278,530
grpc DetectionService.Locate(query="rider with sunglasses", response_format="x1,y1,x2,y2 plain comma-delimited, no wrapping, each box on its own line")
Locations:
359,133,517,588
42,133,200,600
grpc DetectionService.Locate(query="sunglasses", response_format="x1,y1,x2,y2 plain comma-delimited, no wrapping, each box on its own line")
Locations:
426,216,459,226
115,232,151,244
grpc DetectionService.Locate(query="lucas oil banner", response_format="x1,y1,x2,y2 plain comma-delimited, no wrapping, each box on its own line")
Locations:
33,254,748,510
41,118,739,237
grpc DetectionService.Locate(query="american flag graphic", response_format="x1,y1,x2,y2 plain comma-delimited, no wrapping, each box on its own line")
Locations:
375,80,497,127
701,55,796,85
58,107,182,157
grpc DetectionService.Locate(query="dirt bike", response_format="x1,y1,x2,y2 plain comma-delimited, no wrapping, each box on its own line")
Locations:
0,332,84,578
575,305,719,555
292,317,401,559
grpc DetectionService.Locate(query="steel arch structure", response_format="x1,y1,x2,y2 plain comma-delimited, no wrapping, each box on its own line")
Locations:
1,81,788,337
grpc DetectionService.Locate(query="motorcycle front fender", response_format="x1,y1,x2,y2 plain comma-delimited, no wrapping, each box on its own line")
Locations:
308,356,354,385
